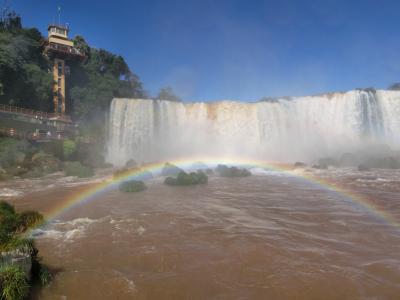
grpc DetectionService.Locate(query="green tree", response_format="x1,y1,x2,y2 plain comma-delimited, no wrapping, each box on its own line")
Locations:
157,86,182,102
388,83,400,91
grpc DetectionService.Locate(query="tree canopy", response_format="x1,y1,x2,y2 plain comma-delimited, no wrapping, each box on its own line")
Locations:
388,83,400,91
157,86,182,102
0,11,146,120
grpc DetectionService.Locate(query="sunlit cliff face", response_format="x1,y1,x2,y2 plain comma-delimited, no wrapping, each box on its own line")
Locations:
106,90,400,166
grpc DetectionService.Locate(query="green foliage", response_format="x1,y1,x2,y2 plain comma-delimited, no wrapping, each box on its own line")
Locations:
63,161,94,178
17,211,44,232
388,83,400,91
63,139,77,160
0,11,146,119
161,162,183,176
38,265,52,286
69,45,146,120
119,180,147,193
0,138,30,168
215,165,251,177
0,201,42,250
0,202,18,245
164,171,208,186
157,86,182,102
0,264,29,300
0,14,52,110
30,151,61,174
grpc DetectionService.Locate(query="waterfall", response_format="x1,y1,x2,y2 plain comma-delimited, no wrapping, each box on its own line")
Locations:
106,90,400,166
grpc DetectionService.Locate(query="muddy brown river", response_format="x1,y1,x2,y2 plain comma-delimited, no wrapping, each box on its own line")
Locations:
6,168,400,299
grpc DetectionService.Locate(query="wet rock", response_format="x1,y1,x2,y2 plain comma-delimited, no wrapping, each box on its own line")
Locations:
340,153,358,167
358,164,370,171
294,162,307,168
318,157,339,167
312,164,328,170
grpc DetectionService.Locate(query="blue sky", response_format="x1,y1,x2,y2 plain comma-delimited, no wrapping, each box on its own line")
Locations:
12,0,400,101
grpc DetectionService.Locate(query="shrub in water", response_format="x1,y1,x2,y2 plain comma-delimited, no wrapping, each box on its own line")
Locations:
161,162,183,176
215,165,251,177
164,171,208,186
64,161,94,178
63,139,77,160
119,180,147,193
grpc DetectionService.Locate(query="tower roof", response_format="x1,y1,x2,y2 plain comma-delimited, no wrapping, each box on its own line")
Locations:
48,24,69,33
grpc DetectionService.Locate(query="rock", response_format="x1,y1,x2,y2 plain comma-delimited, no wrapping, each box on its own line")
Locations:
340,153,358,167
357,164,370,171
318,157,339,167
215,165,251,177
294,162,307,168
312,164,328,170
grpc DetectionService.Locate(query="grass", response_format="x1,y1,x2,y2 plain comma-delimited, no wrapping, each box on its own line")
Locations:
0,264,29,300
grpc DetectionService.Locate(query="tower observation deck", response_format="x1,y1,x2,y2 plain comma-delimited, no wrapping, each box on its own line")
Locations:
43,23,86,115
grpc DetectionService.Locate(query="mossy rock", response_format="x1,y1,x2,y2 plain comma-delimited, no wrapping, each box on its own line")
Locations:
119,180,147,193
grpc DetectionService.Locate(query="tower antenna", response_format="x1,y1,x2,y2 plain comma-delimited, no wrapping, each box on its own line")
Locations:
57,6,61,25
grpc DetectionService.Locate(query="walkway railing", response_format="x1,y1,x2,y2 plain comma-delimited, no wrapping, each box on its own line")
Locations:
0,104,72,123
0,127,66,141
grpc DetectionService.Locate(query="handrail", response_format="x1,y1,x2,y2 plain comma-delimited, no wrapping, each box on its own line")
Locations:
0,127,66,141
45,43,85,57
0,104,73,123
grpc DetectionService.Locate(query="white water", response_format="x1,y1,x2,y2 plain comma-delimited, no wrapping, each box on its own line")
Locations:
106,90,400,166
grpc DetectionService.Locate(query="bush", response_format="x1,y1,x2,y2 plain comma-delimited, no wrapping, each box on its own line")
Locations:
64,161,94,178
63,139,77,160
0,264,29,300
0,138,30,169
125,159,137,168
119,180,146,193
164,171,208,186
38,265,52,286
31,151,60,173
215,165,251,177
22,168,44,178
17,211,44,232
161,162,183,176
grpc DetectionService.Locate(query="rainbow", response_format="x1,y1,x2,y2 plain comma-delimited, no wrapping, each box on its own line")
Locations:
36,157,399,229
